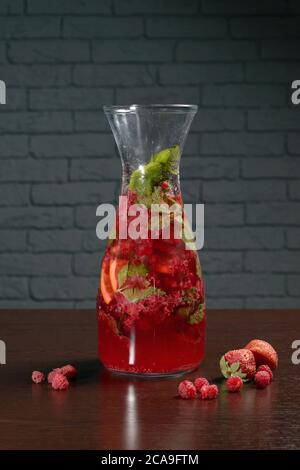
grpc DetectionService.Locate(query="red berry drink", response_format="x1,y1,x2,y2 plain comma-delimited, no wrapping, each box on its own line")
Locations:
97,144,206,375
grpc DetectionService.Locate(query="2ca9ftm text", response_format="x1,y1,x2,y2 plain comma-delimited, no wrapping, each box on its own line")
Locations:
101,454,199,466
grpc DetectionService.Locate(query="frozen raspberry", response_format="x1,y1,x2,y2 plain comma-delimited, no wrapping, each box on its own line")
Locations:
226,376,243,392
160,181,170,190
200,384,218,400
47,368,61,384
127,190,137,206
178,380,197,399
135,239,153,257
257,364,273,381
51,372,69,391
60,364,77,380
31,371,45,384
194,377,209,393
254,371,271,389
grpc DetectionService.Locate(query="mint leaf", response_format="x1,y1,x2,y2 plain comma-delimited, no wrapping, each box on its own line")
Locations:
152,145,180,177
182,287,198,303
137,186,164,208
128,145,180,196
188,303,205,325
128,263,148,277
117,264,128,288
151,186,164,205
177,305,192,320
117,262,148,290
176,301,205,325
122,286,165,303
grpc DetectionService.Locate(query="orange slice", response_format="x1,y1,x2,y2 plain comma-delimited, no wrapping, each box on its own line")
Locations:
100,258,128,304
156,256,174,274
109,258,128,291
100,261,115,304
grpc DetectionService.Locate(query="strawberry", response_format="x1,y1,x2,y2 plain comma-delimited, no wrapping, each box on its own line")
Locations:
220,348,256,382
244,339,278,370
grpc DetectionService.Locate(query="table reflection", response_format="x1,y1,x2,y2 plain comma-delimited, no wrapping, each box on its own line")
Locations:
124,384,138,449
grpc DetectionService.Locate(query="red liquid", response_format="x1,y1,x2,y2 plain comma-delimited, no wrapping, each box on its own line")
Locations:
97,191,206,375
99,314,205,374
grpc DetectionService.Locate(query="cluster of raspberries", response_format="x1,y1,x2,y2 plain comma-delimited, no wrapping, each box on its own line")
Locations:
178,338,278,400
31,364,77,391
178,364,274,401
178,377,218,400
226,364,273,392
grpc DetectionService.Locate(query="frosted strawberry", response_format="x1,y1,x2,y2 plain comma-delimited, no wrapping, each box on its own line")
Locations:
245,339,278,370
220,348,256,382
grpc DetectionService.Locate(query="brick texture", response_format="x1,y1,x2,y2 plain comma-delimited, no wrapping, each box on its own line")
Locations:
0,0,299,309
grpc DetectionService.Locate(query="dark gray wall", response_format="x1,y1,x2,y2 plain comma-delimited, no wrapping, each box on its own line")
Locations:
0,0,300,309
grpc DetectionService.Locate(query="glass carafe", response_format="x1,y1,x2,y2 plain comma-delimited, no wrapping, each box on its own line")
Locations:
97,105,206,376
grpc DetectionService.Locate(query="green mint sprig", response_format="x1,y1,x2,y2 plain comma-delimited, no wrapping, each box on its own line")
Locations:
128,145,180,197
117,262,148,290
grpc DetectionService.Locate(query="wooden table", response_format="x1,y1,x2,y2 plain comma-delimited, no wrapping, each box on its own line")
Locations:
0,309,299,450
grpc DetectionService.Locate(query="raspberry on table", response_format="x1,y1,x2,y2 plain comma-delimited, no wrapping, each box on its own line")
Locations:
254,371,271,389
60,364,77,380
194,377,209,393
178,380,197,399
47,368,61,384
51,372,69,391
200,384,218,400
31,371,45,384
257,364,273,381
226,376,243,392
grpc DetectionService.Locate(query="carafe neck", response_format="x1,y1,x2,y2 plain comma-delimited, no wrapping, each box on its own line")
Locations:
104,104,197,202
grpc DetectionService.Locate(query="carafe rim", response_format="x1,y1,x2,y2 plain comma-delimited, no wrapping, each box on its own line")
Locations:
103,104,198,114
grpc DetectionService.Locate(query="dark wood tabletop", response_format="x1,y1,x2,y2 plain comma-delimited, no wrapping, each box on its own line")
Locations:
0,309,299,450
